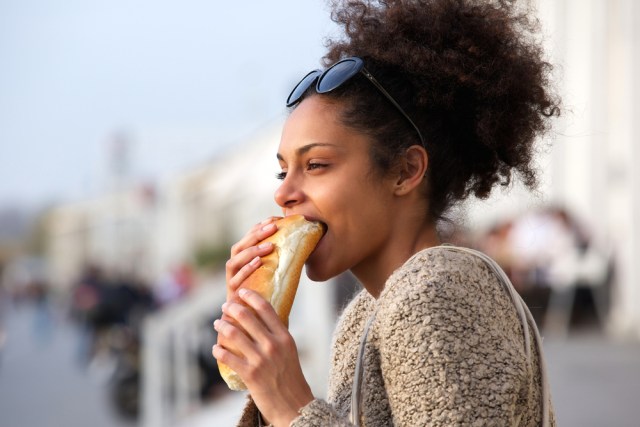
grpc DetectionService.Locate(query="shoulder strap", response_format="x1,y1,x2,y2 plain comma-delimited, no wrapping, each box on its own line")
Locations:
349,311,378,425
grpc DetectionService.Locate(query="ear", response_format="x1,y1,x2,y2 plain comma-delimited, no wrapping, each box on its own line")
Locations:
394,145,428,196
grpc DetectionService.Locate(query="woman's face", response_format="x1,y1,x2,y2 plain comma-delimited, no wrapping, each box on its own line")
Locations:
275,95,398,282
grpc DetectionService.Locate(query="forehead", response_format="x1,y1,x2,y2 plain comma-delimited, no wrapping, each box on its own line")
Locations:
279,96,370,157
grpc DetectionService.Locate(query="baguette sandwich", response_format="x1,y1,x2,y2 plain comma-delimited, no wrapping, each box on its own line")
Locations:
217,214,325,390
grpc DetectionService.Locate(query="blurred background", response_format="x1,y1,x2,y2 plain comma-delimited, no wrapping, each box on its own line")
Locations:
1,0,639,426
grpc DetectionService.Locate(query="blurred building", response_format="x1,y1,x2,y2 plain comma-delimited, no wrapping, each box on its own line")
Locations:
45,123,286,292
45,185,158,292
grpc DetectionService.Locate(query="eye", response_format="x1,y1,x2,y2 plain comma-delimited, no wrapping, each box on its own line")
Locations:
307,162,327,171
275,171,287,181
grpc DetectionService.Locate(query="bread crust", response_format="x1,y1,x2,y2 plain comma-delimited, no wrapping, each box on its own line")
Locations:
218,215,324,390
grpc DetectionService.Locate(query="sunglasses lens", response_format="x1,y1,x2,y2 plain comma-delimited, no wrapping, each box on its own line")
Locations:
316,58,363,93
286,70,322,107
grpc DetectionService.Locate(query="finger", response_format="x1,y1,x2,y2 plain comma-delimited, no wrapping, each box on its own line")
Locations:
230,220,279,257
212,343,247,373
225,224,277,281
237,288,285,334
214,318,259,359
222,300,272,344
226,253,262,296
226,240,274,274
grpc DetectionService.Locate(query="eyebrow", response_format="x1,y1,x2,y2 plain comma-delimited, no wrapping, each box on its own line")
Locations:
276,142,340,161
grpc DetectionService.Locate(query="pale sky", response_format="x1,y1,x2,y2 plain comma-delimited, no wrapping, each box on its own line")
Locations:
0,0,337,208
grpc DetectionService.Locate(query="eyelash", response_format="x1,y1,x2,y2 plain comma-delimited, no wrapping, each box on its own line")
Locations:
275,162,327,181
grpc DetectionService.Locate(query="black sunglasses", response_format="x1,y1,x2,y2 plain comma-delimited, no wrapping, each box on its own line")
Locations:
286,57,425,148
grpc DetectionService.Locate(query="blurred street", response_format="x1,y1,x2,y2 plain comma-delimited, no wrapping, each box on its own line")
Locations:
0,302,133,427
1,297,640,426
545,333,640,427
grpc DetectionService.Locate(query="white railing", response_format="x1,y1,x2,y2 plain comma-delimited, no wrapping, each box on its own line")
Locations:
141,277,227,427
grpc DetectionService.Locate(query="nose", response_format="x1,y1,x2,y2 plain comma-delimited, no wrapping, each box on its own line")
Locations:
274,174,304,210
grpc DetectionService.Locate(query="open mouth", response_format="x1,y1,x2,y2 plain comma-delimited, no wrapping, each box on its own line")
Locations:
319,221,328,236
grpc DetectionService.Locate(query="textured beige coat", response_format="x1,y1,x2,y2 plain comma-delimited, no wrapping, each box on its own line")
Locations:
238,246,555,426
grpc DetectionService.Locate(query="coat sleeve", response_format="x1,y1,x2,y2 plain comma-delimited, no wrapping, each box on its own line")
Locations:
236,397,355,426
376,257,529,426
290,399,353,426
236,395,261,427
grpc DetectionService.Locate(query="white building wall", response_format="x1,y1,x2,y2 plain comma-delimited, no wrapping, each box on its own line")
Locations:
630,0,640,338
546,0,637,336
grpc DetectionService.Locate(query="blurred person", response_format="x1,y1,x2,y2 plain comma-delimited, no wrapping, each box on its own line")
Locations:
212,1,560,426
29,280,54,346
543,206,611,290
71,264,107,365
103,274,156,419
153,262,194,306
478,219,516,279
477,206,614,329
506,207,577,290
0,267,6,369
540,207,614,333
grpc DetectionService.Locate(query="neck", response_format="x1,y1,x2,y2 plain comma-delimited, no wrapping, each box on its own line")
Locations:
352,219,441,299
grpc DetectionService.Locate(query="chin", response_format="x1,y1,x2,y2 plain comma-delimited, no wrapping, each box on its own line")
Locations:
305,260,343,283
304,266,330,283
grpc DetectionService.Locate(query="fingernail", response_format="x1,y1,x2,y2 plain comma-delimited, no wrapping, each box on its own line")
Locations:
258,242,272,249
261,223,276,231
238,288,248,298
250,256,261,266
213,319,220,329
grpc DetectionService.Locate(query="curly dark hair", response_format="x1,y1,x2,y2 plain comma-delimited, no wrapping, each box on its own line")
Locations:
294,0,560,222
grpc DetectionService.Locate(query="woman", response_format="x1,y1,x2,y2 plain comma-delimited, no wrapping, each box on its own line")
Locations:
212,0,560,425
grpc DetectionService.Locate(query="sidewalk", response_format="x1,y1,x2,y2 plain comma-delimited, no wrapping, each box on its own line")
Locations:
544,332,640,427
0,303,133,427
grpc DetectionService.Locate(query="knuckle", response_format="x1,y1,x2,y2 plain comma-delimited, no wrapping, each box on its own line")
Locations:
227,282,237,295
212,345,225,361
244,364,260,383
217,321,233,338
252,295,270,311
227,278,239,292
230,242,242,255
262,340,277,358
234,305,250,322
277,333,295,351
224,325,241,340
241,262,254,273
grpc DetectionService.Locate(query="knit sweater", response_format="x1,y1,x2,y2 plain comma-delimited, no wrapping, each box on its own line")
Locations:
237,246,555,426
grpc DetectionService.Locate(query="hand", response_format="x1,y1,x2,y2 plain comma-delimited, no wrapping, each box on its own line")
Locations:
213,289,314,427
225,217,281,301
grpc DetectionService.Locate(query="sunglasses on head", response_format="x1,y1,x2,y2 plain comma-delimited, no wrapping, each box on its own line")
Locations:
286,56,425,148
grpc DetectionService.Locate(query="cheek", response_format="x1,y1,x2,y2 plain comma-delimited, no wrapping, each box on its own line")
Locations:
304,229,351,282
314,175,375,213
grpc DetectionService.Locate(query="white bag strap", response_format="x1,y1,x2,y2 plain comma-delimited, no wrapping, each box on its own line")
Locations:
349,246,550,427
349,311,378,425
